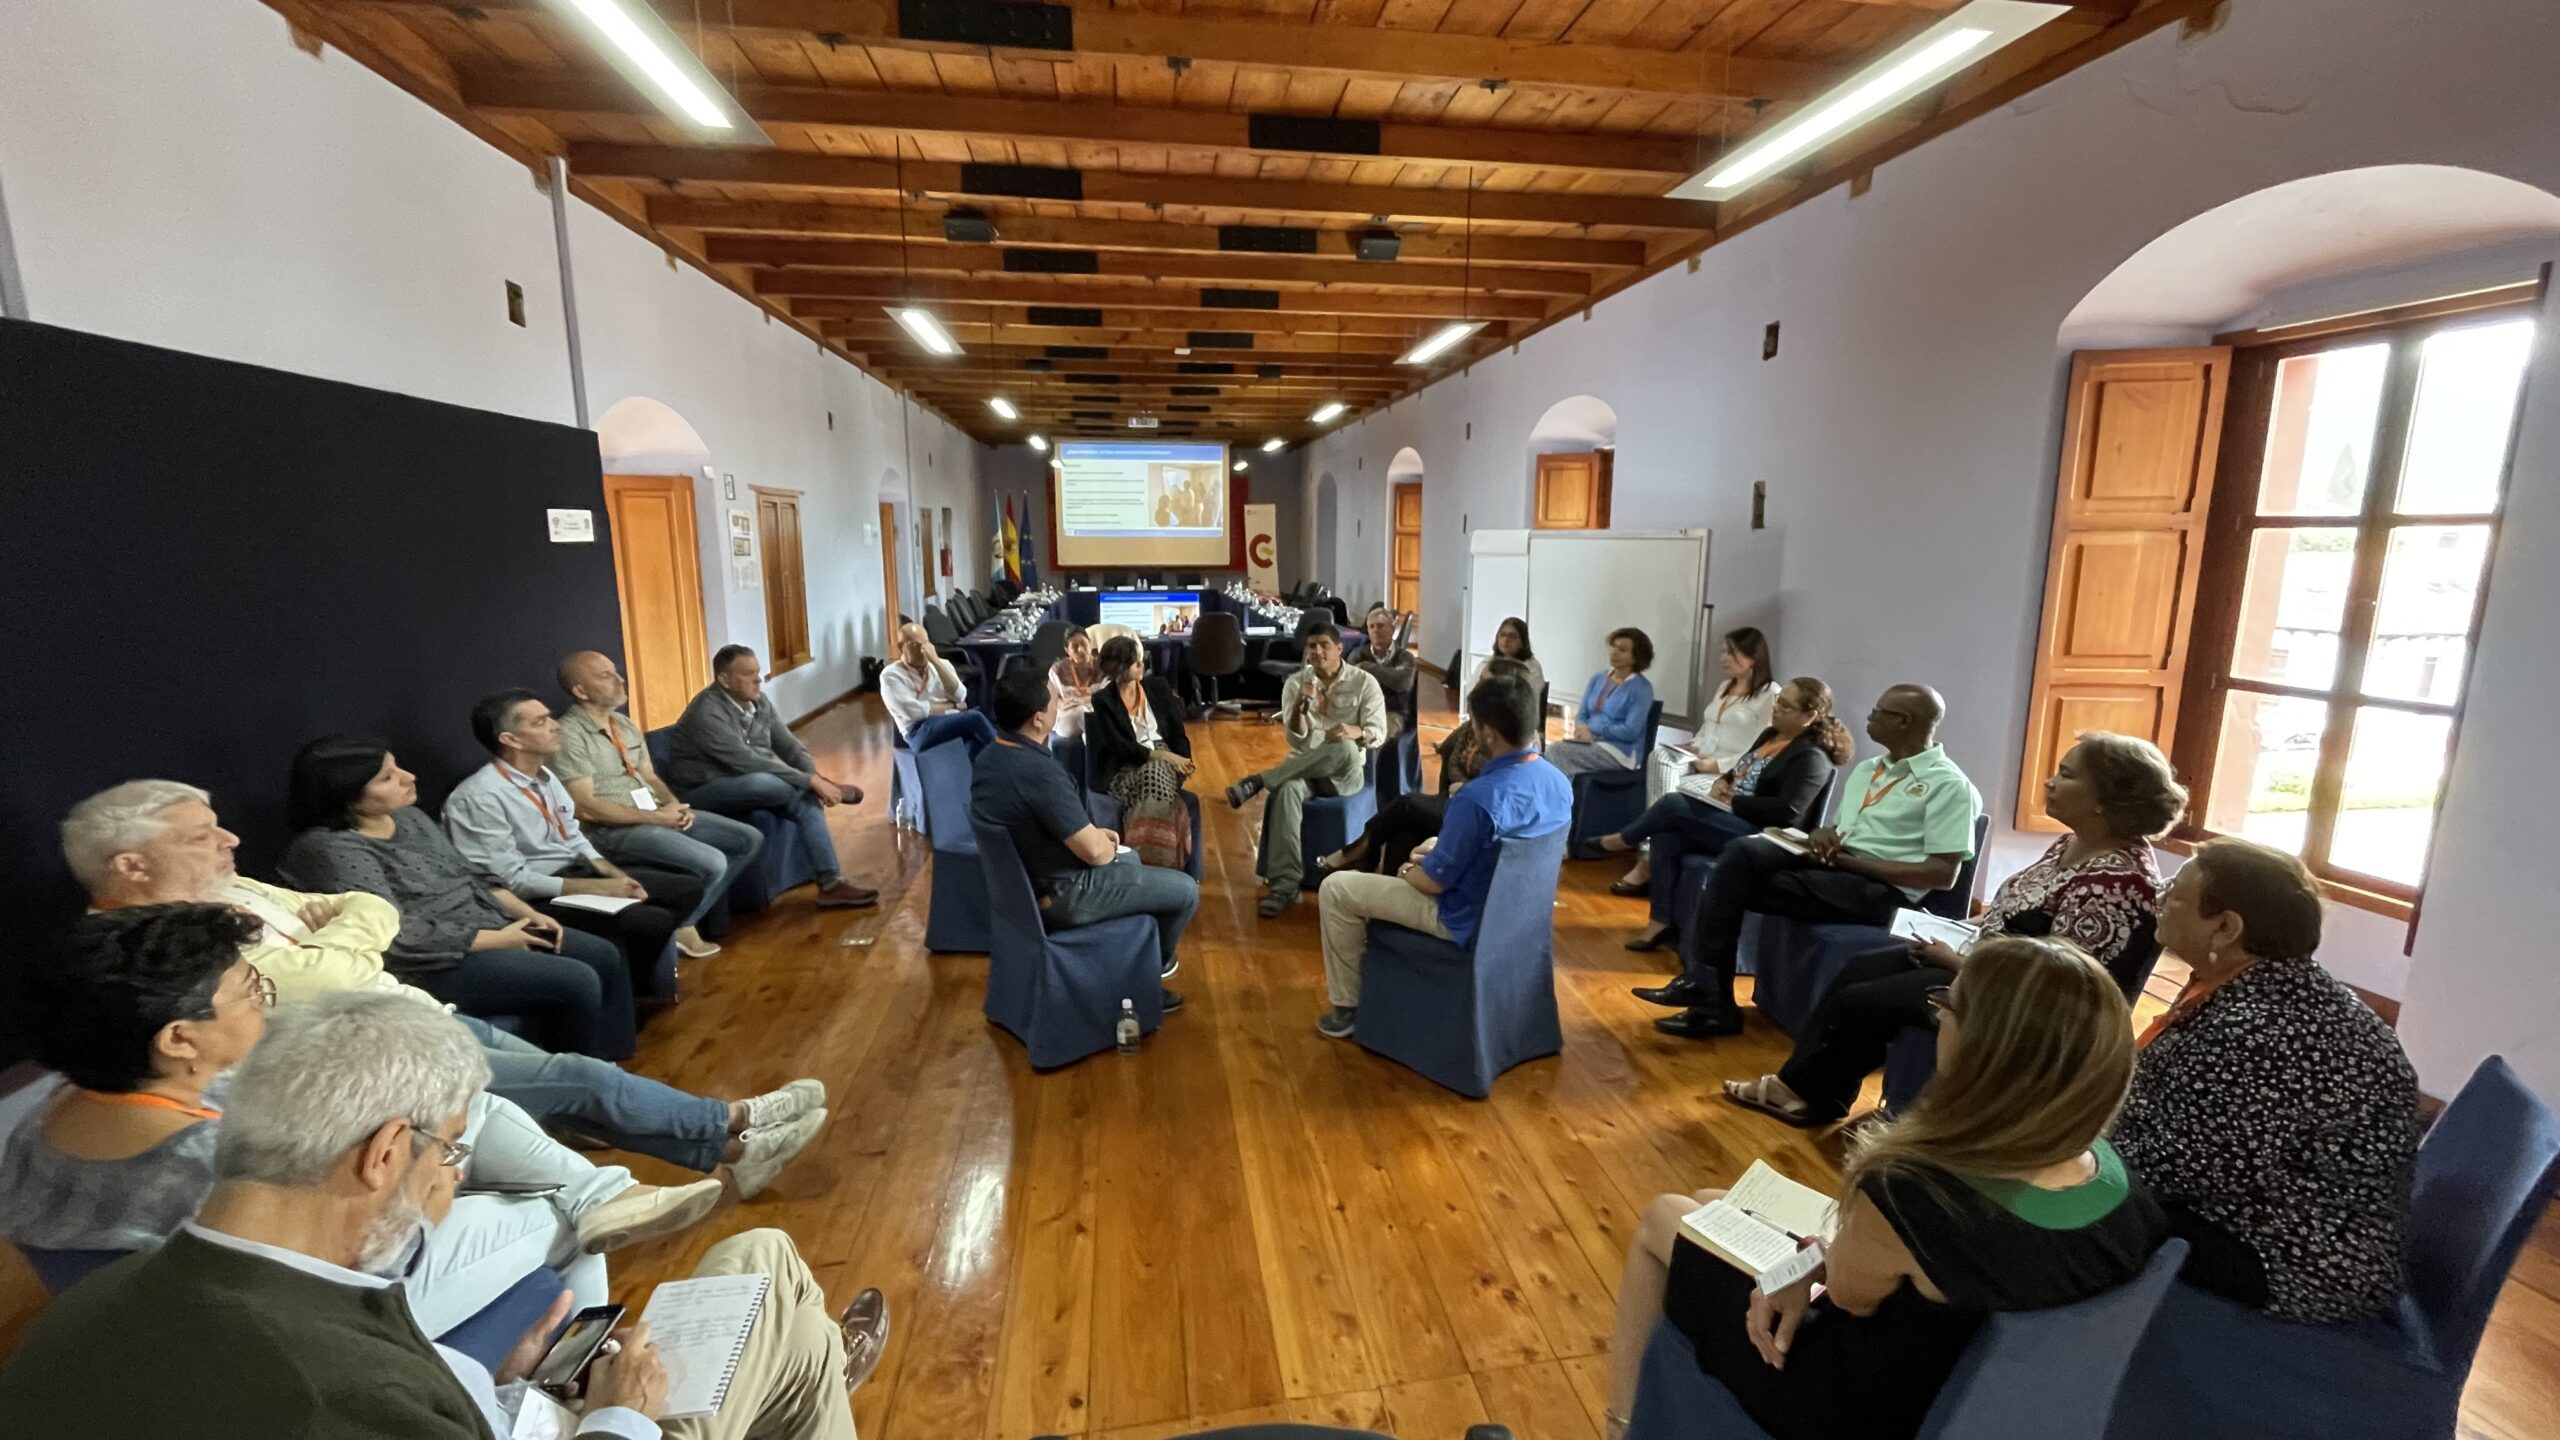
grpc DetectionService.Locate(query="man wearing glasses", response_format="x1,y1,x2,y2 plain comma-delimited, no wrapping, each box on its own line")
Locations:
1637,684,1983,1038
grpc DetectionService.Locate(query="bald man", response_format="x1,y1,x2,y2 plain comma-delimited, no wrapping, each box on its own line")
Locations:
554,650,765,955
882,622,1000,755
1636,683,1984,1039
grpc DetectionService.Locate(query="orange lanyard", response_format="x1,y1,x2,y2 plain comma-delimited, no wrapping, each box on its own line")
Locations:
76,1089,221,1122
496,764,573,842
1860,763,1906,814
2138,962,2253,1047
602,719,641,780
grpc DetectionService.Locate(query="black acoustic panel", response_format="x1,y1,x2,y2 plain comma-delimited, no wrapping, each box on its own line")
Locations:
1219,225,1318,255
1070,393,1119,403
1188,331,1255,349
1004,248,1100,274
1167,404,1212,413
1044,345,1108,359
0,320,619,942
1069,410,1112,420
1026,306,1106,328
962,163,1083,200
1178,362,1238,375
1064,372,1121,385
1022,358,1054,371
1172,385,1220,397
1257,363,1286,379
1200,287,1281,310
1247,113,1382,156
898,0,1073,49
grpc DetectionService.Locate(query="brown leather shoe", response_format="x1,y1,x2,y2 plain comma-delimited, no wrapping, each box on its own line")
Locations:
814,882,879,909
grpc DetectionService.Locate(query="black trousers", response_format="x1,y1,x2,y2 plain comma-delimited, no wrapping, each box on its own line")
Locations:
541,861,699,1000
1347,793,1447,874
1623,796,1756,927
1774,943,1940,1120
1679,836,1904,1006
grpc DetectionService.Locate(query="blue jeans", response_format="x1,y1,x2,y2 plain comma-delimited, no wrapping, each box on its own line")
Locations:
413,928,637,1060
589,811,764,926
1046,852,1200,978
906,710,998,755
681,772,845,885
458,1016,732,1173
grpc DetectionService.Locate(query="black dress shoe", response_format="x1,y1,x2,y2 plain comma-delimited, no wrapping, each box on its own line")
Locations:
1622,929,1676,953
1631,978,1709,1007
1655,1008,1745,1040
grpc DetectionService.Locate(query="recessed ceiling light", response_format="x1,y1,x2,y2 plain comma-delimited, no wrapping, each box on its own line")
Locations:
1309,401,1347,425
1028,435,1049,452
987,397,1019,420
888,307,961,356
1261,437,1285,453
1398,320,1487,366
1666,0,2067,202
1232,459,1250,472
543,0,767,142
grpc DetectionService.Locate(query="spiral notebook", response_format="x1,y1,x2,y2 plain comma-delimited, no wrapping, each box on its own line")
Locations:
639,1272,771,1419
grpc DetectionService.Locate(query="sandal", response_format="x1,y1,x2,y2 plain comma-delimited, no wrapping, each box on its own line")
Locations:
1721,1076,1821,1128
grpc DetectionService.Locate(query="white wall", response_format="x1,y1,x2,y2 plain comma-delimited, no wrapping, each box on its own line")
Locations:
1303,0,2560,1100
0,0,981,724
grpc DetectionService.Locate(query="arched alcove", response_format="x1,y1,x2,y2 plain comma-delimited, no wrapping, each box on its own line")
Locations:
1383,448,1424,621
591,396,720,728
1387,446,1425,480
1528,394,1620,452
595,394,712,475
1526,394,1620,530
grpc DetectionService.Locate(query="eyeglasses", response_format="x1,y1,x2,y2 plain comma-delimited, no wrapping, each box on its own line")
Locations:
232,961,278,1011
409,1127,475,1171
1924,986,1956,1026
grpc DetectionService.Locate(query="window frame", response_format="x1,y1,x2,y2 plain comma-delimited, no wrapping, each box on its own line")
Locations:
751,485,813,678
2169,300,2535,917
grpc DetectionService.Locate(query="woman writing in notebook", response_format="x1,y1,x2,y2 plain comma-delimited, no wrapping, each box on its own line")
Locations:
1604,936,2167,1440
1722,732,2181,1125
1612,629,1782,892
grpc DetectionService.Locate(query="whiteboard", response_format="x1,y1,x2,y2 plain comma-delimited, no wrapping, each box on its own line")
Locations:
1461,528,1530,684
1522,530,1713,727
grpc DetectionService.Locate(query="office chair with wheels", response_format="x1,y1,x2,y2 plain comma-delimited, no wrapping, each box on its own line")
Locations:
1187,612,1250,715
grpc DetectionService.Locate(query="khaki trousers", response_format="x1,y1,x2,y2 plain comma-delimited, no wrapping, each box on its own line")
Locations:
1316,871,1452,1009
1256,738,1370,896
664,1228,856,1440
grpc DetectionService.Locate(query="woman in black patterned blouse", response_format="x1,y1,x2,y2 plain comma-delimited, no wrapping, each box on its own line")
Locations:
2111,837,2418,1323
1723,732,2183,1126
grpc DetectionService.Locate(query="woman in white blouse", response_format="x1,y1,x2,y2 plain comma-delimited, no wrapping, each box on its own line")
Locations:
1048,628,1104,740
1614,628,1779,893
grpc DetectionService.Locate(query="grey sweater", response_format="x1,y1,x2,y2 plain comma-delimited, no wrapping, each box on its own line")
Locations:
666,684,815,791
0,1076,221,1254
278,810,511,975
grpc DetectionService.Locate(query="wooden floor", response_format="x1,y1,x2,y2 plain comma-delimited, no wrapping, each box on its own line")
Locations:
4,692,2556,1437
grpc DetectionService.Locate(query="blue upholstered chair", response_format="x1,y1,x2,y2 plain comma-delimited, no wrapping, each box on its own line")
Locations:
1375,679,1423,807
1567,700,1665,857
1353,828,1570,1097
1259,746,1381,888
1659,773,1843,987
12,1244,124,1294
971,820,1166,1068
915,741,991,953
1073,736,1207,882
890,733,925,833
1725,812,1992,1036
1881,915,2161,1112
2105,1055,2560,1440
1628,1240,2188,1440
646,726,819,911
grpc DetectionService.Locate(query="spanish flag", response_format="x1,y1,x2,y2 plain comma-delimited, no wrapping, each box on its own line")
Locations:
1001,495,1023,585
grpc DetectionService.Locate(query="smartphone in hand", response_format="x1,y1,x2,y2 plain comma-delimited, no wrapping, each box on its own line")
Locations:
531,1303,627,1397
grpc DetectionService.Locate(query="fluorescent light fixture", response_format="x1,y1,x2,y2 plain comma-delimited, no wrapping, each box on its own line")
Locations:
1398,320,1487,366
1261,438,1286,453
888,307,961,357
1666,0,2067,202
987,397,1019,421
544,0,768,143
1309,401,1347,425
1028,435,1049,452
1233,459,1250,472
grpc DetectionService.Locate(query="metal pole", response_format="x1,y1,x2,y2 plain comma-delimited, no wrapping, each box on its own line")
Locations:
546,156,589,428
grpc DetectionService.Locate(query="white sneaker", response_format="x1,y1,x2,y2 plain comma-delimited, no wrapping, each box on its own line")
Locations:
730,1107,828,1200
576,1178,723,1254
674,926,723,959
736,1078,826,1132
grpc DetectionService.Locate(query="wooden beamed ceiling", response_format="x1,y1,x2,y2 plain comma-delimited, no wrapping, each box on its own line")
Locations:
278,0,2201,446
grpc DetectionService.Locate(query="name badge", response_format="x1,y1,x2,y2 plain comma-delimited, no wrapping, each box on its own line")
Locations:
629,787,659,812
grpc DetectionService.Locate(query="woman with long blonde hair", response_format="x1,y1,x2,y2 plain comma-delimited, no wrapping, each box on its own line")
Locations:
1605,937,2166,1439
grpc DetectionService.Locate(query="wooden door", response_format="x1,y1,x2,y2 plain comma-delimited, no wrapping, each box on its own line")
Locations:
1534,451,1611,529
878,501,901,626
753,487,813,674
602,474,709,731
1390,481,1423,618
2015,347,2231,831
917,508,936,612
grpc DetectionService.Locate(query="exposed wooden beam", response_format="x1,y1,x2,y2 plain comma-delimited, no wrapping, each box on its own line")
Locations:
775,279,1550,322
566,143,1714,232
661,200,1646,270
803,301,1462,340
743,246,1589,298
826,320,1407,354
465,67,1701,181
345,0,1824,101
880,366,1404,392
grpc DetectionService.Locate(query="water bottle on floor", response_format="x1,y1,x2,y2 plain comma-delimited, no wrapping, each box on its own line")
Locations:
1115,998,1141,1053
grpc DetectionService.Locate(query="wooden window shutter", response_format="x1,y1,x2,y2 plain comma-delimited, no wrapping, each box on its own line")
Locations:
2015,347,2232,832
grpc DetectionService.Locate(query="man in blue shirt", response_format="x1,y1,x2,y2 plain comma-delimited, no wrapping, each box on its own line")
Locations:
1312,671,1570,1039
972,667,1194,1007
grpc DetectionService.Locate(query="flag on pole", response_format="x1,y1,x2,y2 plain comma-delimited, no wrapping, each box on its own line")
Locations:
1001,495,1023,585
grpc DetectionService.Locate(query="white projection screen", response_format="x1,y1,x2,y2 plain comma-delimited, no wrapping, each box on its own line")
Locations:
1051,440,1234,569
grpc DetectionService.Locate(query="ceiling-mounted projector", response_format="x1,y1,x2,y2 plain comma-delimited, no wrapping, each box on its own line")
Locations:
1126,415,1161,429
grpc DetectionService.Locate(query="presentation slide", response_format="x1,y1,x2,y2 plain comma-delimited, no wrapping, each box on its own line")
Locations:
1053,441,1233,569
1099,591,1202,636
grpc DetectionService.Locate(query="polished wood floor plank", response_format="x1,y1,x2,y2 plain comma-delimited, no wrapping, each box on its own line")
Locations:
1472,1357,1603,1440
989,1061,1098,1440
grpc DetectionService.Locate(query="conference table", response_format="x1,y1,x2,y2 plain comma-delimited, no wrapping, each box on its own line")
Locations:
951,606,1365,713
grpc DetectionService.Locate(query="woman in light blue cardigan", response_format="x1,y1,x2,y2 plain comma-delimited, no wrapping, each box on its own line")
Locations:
1547,627,1657,776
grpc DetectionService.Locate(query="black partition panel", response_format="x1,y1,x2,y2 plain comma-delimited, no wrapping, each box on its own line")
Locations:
0,320,622,920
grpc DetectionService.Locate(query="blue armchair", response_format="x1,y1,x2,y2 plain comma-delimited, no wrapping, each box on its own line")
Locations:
1567,701,1665,857
1724,812,1992,1036
890,733,925,833
1629,1240,2187,1440
1353,828,1570,1097
971,820,1166,1068
2105,1055,2560,1440
1259,745,1381,887
646,726,818,911
915,740,991,953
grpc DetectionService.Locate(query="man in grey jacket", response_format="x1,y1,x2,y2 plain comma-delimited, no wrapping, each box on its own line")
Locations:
667,645,878,908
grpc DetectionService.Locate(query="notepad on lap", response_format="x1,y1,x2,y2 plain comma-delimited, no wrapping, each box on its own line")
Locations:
1678,1161,1838,1289
1759,828,1813,857
1889,909,1981,951
639,1273,770,1419
549,893,640,915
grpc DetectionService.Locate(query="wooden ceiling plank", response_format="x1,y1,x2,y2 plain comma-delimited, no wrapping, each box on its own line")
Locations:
743,242,1590,295
780,279,1549,320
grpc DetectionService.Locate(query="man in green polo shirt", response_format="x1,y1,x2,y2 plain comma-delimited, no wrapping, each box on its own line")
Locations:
1636,683,1983,1038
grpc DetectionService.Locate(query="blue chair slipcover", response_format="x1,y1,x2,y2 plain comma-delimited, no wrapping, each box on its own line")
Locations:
1354,828,1570,1097
1629,1239,2188,1440
1725,813,1991,1036
971,820,1166,1069
2105,1055,2560,1440
1259,747,1381,886
891,733,925,833
915,741,991,953
1881,916,2160,1112
13,1244,124,1294
1563,699,1664,858
1374,727,1423,809
647,726,818,911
